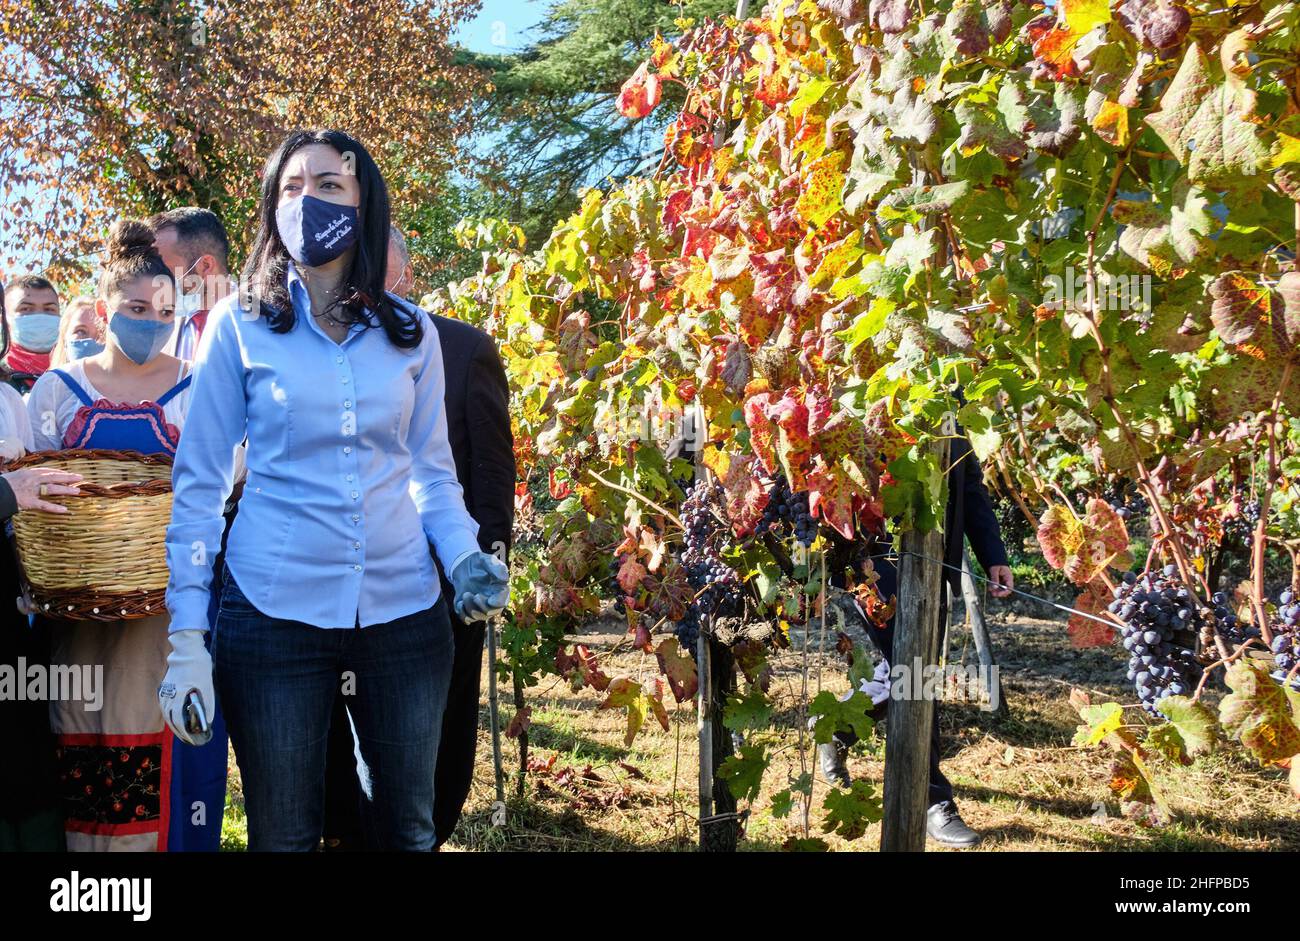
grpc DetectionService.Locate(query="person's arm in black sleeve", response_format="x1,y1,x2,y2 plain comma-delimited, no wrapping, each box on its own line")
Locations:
955,434,1009,573
0,478,16,520
464,333,516,560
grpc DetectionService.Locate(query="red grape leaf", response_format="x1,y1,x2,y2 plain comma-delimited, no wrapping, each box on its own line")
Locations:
1209,272,1276,347
768,390,813,490
1037,499,1130,585
1067,581,1117,649
617,556,649,594
1028,0,1112,80
655,636,698,703
506,705,533,739
646,679,670,732
744,392,779,475
617,62,662,119
578,644,611,692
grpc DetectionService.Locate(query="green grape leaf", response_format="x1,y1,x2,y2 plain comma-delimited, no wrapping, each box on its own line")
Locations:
718,743,768,803
1073,700,1124,746
1154,695,1219,759
1219,659,1300,765
724,684,774,732
1144,43,1269,191
810,689,877,744
821,779,883,840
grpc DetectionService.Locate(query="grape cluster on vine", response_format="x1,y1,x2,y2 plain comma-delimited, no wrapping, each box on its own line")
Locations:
1110,566,1203,714
1270,588,1300,691
1222,497,1261,546
1103,482,1148,523
753,472,819,547
673,479,743,651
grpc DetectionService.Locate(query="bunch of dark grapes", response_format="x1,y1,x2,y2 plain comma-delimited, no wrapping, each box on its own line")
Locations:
1222,497,1261,546
1109,566,1203,714
674,606,701,653
1103,482,1147,523
1200,589,1262,651
675,479,743,637
753,473,819,547
1270,588,1300,691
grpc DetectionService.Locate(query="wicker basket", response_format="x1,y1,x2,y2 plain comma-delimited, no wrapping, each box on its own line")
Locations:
5,448,175,621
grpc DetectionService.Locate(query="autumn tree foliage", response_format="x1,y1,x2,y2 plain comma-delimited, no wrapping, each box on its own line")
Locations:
0,0,484,277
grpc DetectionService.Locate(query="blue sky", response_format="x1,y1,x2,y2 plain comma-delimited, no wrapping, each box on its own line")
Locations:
458,0,545,53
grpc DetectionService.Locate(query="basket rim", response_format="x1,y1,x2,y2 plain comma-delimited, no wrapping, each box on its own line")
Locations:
2,447,175,470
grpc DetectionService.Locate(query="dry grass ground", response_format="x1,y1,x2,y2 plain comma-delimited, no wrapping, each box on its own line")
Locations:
221,608,1300,852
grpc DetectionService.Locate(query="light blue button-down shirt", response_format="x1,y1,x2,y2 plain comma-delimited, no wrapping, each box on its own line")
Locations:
165,263,481,632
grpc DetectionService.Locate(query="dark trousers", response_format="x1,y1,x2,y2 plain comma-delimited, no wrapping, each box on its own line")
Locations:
836,557,954,807
323,583,485,849
214,569,453,851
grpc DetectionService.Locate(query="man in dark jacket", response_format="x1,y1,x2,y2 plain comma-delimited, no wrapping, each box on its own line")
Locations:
321,228,515,849
821,432,1012,848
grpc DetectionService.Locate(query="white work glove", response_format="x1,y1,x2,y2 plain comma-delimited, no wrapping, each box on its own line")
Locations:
838,658,892,706
858,658,893,705
158,629,215,746
449,551,510,623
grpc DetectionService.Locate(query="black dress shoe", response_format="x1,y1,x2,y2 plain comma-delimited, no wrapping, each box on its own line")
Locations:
926,800,981,848
818,740,852,788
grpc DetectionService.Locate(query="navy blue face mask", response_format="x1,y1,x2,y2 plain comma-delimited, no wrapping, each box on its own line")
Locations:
276,194,359,268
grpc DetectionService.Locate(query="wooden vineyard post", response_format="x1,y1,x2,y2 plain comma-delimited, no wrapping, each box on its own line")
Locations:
961,544,1005,715
512,671,529,799
881,435,950,852
485,618,507,805
689,394,739,851
697,626,739,851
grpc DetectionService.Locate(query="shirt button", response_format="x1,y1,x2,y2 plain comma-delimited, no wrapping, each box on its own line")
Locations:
336,356,344,364
351,514,360,522
342,377,349,384
351,491,359,499
353,564,361,572
352,541,360,550
344,446,352,454
345,474,353,482
344,400,352,408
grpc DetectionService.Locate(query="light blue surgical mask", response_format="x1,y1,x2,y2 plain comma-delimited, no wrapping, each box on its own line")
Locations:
65,336,105,361
12,312,61,352
107,312,172,365
176,258,203,319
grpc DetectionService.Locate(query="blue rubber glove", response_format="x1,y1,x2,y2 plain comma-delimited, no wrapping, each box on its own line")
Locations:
449,551,510,622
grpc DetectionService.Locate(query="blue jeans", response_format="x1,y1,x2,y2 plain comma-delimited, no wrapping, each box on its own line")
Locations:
212,567,452,851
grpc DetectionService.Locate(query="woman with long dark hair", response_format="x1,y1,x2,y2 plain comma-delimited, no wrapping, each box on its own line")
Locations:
160,129,509,851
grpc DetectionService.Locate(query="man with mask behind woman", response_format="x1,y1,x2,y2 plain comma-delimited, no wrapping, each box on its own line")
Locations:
26,219,229,852
4,275,62,392
149,207,232,361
